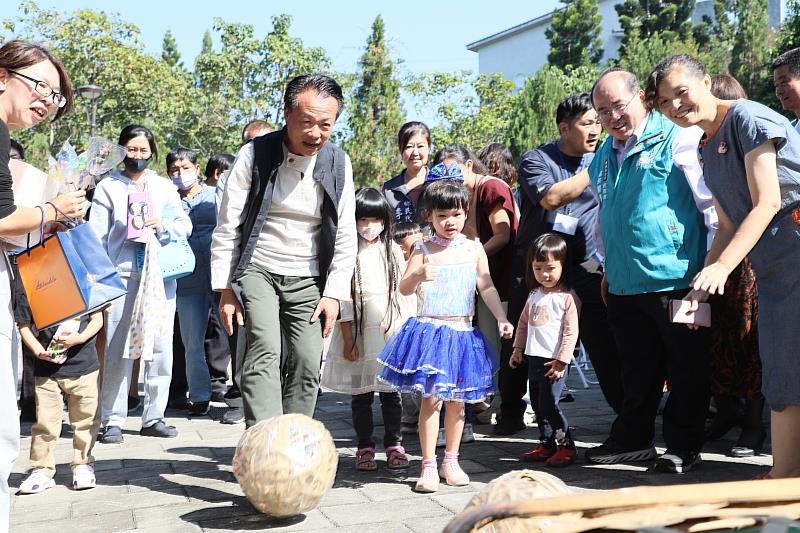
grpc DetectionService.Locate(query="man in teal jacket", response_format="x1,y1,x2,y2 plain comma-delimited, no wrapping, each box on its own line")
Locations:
585,69,716,473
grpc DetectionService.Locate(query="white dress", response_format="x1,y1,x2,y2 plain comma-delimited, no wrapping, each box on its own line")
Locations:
321,239,414,394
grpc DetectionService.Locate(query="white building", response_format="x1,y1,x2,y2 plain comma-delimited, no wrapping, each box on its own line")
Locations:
466,0,787,86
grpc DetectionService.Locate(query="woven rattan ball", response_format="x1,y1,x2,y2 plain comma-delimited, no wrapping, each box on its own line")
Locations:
462,470,577,533
232,414,338,517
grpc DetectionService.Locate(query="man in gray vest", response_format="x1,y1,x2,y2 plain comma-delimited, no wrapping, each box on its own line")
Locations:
211,75,357,427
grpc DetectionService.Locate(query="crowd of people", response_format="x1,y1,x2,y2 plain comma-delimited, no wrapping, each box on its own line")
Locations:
0,35,799,530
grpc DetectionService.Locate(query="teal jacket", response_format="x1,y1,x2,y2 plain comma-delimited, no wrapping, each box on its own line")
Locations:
588,112,706,296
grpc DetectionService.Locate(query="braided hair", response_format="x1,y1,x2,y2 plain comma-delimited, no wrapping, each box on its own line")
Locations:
351,188,403,351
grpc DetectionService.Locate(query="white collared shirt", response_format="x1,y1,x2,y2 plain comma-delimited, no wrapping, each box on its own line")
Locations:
210,141,356,301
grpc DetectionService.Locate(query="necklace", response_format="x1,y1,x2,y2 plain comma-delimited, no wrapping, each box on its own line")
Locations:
430,233,465,247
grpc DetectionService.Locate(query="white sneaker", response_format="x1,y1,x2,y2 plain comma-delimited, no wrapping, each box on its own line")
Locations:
436,427,446,447
72,464,96,490
461,423,476,444
18,470,55,494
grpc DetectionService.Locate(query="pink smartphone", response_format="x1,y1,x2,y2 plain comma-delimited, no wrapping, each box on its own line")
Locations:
669,299,711,328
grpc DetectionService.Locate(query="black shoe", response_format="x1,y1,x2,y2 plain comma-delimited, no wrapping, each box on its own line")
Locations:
140,421,178,438
127,395,142,414
494,418,526,436
168,396,192,410
188,401,210,417
221,406,244,424
653,450,701,473
585,440,656,464
99,425,124,444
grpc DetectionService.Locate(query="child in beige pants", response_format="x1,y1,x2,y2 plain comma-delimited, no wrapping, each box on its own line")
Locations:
14,272,103,494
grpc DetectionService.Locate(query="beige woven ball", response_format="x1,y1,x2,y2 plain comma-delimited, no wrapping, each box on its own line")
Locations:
462,470,578,533
232,413,338,517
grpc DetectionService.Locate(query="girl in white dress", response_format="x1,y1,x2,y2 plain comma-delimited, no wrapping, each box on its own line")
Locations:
322,188,413,471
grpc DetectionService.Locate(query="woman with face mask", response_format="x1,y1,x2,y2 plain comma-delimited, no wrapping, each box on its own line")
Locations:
0,38,85,532
165,146,223,417
88,124,192,444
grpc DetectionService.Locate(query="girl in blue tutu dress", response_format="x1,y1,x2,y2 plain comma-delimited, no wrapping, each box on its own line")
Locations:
377,177,514,493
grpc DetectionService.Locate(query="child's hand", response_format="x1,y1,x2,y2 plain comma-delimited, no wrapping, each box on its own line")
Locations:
343,343,359,362
415,262,438,282
35,348,67,365
53,330,84,349
509,348,524,369
544,359,567,381
497,320,513,339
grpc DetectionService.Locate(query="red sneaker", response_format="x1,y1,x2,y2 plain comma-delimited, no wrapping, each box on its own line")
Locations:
546,445,577,467
521,444,555,463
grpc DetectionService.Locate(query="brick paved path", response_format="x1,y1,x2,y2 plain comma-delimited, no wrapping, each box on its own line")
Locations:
10,371,770,532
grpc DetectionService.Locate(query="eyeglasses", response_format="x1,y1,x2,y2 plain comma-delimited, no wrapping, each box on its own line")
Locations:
597,93,638,122
125,147,152,156
8,70,67,109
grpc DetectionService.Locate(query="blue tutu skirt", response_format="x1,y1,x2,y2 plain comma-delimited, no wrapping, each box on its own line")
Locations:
376,317,498,403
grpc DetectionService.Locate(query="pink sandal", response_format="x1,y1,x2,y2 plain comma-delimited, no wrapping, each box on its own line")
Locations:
356,447,377,471
385,445,410,470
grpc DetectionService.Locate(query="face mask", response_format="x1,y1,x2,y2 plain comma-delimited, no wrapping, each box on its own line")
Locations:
172,172,198,190
123,156,152,173
358,224,384,242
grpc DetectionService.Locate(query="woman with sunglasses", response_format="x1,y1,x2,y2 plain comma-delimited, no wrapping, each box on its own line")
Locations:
0,39,85,531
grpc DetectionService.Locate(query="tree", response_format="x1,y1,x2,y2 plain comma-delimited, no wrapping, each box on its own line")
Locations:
161,29,182,68
3,3,197,156
406,71,516,154
200,30,213,55
615,0,695,57
259,14,331,124
732,0,773,100
777,0,800,53
504,64,598,158
343,16,404,187
547,0,604,69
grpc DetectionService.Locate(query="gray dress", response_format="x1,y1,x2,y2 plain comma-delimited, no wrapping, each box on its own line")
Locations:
700,100,800,411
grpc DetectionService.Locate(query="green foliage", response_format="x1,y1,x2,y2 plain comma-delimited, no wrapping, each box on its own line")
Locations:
200,30,213,56
777,0,800,53
729,0,772,99
343,16,404,188
504,64,598,158
5,3,196,164
405,71,516,156
546,0,604,69
615,0,695,58
2,4,331,167
161,29,182,68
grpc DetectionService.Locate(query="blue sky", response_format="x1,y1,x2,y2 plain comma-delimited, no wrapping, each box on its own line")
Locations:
22,1,561,75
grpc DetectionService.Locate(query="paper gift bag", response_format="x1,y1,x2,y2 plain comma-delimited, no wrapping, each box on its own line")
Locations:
17,223,127,330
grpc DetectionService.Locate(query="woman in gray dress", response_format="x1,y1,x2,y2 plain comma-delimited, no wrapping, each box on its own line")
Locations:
646,54,800,479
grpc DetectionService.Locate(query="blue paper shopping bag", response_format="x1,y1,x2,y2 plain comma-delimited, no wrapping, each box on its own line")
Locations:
17,223,127,330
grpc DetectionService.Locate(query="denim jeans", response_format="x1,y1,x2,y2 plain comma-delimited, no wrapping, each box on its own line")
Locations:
176,292,213,403
527,357,570,444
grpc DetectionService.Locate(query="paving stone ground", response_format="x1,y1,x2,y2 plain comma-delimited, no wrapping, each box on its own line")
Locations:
10,370,771,532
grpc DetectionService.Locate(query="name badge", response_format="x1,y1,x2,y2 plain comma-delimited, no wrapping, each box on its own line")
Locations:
553,213,579,235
